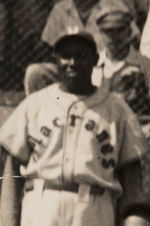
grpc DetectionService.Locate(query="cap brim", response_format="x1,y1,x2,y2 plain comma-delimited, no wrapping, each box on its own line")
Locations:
54,32,97,52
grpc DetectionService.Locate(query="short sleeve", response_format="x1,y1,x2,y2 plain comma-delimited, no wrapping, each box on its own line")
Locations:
118,103,150,167
0,100,30,164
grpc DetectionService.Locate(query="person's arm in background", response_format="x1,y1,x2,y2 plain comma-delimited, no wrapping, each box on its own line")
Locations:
117,160,150,226
115,100,150,226
0,147,24,226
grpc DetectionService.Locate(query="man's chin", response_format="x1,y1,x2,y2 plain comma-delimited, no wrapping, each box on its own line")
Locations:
66,83,83,94
65,77,80,87
67,71,78,77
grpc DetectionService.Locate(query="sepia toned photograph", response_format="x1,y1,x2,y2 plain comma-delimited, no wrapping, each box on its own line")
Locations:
0,0,150,226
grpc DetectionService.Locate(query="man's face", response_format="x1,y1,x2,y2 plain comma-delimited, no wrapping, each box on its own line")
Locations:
55,38,97,94
103,26,132,58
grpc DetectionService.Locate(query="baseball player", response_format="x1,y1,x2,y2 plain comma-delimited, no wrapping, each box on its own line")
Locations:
0,28,150,226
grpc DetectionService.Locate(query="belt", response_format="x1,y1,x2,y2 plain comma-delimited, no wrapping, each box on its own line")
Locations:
24,179,105,196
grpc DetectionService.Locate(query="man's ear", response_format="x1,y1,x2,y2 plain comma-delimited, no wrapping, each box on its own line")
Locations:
51,49,57,64
93,53,99,66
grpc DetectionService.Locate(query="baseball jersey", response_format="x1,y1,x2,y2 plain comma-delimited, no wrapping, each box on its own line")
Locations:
0,82,149,198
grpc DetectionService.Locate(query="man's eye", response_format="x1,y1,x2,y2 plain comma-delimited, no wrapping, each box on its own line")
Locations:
78,53,87,59
59,52,87,60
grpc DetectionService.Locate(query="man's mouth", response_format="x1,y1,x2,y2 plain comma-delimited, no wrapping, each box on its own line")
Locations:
67,70,78,77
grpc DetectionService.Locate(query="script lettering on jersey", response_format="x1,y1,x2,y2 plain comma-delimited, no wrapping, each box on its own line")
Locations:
96,130,115,169
102,158,116,169
53,117,63,128
27,135,42,151
101,144,113,155
70,114,82,127
96,130,109,142
40,126,52,137
85,120,95,131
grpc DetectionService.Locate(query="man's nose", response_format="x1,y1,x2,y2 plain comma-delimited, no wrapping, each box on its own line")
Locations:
68,57,75,66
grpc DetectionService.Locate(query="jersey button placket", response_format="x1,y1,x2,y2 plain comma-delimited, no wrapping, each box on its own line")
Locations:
62,103,82,183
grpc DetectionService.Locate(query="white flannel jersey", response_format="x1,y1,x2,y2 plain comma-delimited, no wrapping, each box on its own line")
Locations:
0,83,148,196
0,83,149,226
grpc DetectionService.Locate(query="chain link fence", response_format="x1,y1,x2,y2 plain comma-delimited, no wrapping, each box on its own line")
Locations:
0,0,102,91
0,0,58,91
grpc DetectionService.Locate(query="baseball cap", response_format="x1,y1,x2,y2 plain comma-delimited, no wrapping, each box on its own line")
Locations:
54,26,97,53
96,11,133,31
42,0,97,52
96,3,140,39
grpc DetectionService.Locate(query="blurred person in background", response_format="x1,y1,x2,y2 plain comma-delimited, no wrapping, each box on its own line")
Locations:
96,8,150,140
96,10,150,202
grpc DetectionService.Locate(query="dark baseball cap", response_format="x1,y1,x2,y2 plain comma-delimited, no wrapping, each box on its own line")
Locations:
54,28,97,53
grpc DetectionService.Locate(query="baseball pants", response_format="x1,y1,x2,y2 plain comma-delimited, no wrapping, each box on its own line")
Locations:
21,180,115,226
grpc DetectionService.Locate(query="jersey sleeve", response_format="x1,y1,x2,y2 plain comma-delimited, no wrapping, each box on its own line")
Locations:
118,101,150,167
117,161,150,224
0,100,30,164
